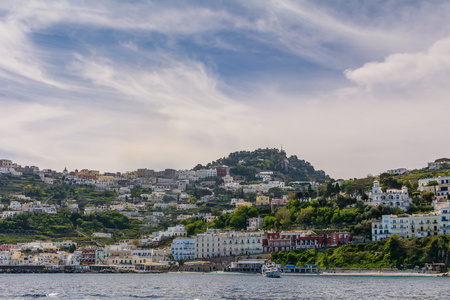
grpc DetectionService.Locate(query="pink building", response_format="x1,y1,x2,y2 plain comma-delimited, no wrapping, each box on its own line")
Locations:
271,198,289,210
0,244,20,251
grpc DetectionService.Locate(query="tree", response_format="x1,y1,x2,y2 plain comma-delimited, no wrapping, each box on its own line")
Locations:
268,187,283,198
275,208,290,228
296,207,314,224
421,191,435,205
23,185,42,197
193,164,204,171
263,216,276,229
384,235,401,266
69,244,76,253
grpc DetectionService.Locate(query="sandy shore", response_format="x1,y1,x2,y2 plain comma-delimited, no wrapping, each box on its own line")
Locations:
319,271,445,277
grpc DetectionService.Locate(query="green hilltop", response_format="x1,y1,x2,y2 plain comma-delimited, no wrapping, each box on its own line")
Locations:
199,148,326,183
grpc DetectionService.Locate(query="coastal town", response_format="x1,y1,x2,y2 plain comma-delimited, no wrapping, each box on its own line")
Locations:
0,150,449,274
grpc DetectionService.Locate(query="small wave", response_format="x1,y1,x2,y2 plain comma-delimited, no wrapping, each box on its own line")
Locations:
20,294,48,298
47,293,58,298
127,295,164,299
86,294,110,298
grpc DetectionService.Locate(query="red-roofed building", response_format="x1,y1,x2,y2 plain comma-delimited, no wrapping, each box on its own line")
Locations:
326,232,352,247
263,231,325,253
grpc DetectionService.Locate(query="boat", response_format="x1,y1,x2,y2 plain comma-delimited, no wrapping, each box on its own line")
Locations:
261,261,281,278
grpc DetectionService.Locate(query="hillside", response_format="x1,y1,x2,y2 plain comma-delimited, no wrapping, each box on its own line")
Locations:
201,148,326,183
272,234,450,269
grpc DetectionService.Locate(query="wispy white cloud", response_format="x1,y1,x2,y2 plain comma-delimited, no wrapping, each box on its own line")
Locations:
344,37,450,92
1,0,450,179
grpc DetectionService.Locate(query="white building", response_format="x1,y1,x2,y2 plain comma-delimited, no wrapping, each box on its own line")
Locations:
59,252,74,266
440,207,450,235
367,181,412,211
152,225,187,241
171,238,195,261
1,211,21,219
194,229,264,259
436,176,450,199
247,216,264,230
220,231,264,257
372,212,441,241
257,171,273,181
418,177,439,192
92,233,113,238
177,204,198,210
9,201,22,210
154,203,169,209
95,180,108,190
177,214,193,220
387,168,407,175
196,169,217,179
53,240,77,248
195,230,222,259
0,251,10,265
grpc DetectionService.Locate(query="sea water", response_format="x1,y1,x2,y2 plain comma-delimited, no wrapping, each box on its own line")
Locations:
0,273,449,299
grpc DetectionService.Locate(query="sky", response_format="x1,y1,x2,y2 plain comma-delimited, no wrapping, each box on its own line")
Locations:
0,0,450,179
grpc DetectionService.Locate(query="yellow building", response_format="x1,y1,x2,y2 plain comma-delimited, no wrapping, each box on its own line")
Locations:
122,172,137,180
410,213,440,238
98,175,115,186
0,159,12,168
256,195,270,206
77,169,100,179
236,201,253,208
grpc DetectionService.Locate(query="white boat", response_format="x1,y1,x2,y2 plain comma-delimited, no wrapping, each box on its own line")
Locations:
261,261,281,278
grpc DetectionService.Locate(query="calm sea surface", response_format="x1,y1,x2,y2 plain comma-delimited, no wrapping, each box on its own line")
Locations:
1,273,449,299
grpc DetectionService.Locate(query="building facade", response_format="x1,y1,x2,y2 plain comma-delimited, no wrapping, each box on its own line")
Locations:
367,181,412,211
171,238,195,261
262,231,325,253
372,212,442,241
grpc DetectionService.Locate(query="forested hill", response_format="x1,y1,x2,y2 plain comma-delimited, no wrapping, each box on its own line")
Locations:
199,148,326,183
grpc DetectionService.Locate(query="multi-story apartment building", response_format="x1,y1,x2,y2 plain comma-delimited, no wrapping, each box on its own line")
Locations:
0,159,12,168
171,238,195,261
436,176,450,199
372,212,442,241
196,169,217,179
80,249,96,265
440,208,450,234
410,213,440,238
220,231,264,257
195,230,222,259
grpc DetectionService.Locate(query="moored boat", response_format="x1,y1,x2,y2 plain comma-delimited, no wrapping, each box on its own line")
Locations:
261,261,281,278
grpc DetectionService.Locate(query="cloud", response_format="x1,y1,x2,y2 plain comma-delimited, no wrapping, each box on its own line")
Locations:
1,0,450,180
0,18,63,86
344,37,450,91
